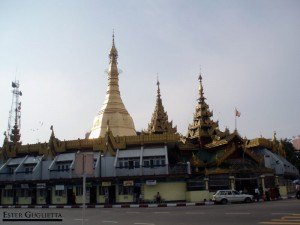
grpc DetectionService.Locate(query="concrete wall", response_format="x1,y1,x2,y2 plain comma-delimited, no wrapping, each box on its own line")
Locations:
186,191,212,202
117,195,134,203
18,197,31,205
97,195,106,204
143,182,186,202
37,196,46,205
1,197,13,205
101,157,115,177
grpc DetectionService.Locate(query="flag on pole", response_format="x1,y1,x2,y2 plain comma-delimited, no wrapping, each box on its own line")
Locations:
235,108,241,117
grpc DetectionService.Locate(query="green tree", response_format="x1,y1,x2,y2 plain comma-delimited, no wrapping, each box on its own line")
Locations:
284,139,300,171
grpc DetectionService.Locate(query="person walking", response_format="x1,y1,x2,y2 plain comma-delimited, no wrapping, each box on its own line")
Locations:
255,187,260,202
156,192,161,203
296,184,300,199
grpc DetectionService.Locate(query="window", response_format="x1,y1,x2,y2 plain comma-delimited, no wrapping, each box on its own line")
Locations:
55,190,65,196
61,165,65,171
118,185,133,195
150,160,154,166
129,161,134,169
38,189,46,197
134,161,140,168
57,165,61,171
119,161,123,168
161,159,165,165
124,161,129,168
76,187,83,196
3,190,13,197
66,165,69,171
8,167,14,174
155,160,160,166
16,189,29,197
28,167,33,172
144,161,149,167
99,186,108,195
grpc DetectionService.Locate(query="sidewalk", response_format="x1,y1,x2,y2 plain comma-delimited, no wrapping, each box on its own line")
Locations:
0,197,294,209
0,201,215,209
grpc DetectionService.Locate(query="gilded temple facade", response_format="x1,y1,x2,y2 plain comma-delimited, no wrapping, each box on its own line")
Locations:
0,36,298,206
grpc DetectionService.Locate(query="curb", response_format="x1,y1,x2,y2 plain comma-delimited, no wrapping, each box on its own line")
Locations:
0,202,214,209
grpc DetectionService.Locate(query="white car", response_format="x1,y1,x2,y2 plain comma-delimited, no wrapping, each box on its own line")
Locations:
212,190,254,204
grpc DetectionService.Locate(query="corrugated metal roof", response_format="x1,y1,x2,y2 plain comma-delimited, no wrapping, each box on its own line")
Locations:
118,150,141,158
56,153,75,162
256,148,299,175
23,156,43,164
143,148,165,157
8,157,24,165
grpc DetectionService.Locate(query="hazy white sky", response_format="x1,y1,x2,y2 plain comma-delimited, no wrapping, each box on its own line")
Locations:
0,0,299,144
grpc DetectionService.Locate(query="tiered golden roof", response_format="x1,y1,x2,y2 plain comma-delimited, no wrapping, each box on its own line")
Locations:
187,74,219,144
146,79,177,134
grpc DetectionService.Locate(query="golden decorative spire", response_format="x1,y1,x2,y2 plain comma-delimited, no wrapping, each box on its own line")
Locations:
146,77,177,134
89,33,136,138
187,72,219,145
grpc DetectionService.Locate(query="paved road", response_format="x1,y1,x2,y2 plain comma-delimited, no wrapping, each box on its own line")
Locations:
0,199,299,225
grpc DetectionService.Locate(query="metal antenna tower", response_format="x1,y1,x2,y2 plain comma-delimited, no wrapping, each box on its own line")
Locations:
6,80,22,144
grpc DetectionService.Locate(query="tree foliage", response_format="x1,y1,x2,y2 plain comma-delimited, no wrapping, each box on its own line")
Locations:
284,139,300,171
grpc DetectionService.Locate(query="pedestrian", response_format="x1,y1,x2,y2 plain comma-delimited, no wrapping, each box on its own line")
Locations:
255,187,260,202
71,192,76,205
139,193,143,203
275,186,280,199
265,189,270,201
105,191,109,204
296,184,300,199
156,192,161,203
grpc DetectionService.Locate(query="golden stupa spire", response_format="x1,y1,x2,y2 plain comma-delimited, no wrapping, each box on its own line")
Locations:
89,33,136,138
146,76,177,134
187,71,218,144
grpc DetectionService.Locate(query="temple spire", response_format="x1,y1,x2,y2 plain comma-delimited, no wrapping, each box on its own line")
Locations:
187,72,219,145
156,74,161,99
146,78,177,134
109,31,118,61
89,34,136,138
198,74,204,100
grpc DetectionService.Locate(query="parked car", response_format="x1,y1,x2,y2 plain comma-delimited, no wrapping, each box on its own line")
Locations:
212,190,254,204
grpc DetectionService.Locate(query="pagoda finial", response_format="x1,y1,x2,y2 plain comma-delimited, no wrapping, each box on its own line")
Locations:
272,131,277,142
109,30,118,60
50,125,55,138
156,73,161,98
112,29,115,45
198,70,204,99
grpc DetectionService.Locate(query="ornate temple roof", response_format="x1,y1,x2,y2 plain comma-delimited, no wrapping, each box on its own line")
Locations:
187,74,219,144
146,78,177,134
89,34,136,138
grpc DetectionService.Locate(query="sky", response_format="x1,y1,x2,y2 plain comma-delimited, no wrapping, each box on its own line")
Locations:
0,0,299,145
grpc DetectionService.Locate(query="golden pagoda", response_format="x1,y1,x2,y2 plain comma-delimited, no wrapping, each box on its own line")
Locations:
89,34,136,138
187,74,219,145
146,78,177,134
